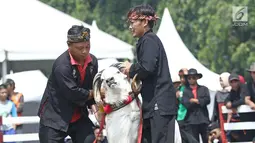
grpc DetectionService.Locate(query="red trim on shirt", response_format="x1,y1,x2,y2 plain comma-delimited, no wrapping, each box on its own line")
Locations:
191,86,198,99
69,53,92,84
69,52,92,123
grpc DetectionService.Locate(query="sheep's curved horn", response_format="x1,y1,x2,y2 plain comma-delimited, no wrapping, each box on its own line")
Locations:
131,73,142,95
93,79,105,113
93,70,105,105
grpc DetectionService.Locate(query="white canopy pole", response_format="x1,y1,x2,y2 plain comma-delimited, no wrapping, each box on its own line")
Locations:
2,50,8,83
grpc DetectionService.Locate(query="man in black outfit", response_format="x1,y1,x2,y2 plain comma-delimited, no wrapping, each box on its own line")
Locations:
122,4,177,143
245,62,255,109
225,73,252,142
182,68,210,143
38,25,99,143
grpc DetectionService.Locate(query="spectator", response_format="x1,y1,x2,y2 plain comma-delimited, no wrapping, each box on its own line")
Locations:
211,72,231,123
182,68,210,143
172,74,181,90
176,68,199,143
207,122,221,143
5,78,24,138
245,62,255,109
64,127,108,143
176,68,188,128
243,63,255,140
225,73,247,119
93,126,108,143
225,73,248,142
0,84,17,143
210,72,231,143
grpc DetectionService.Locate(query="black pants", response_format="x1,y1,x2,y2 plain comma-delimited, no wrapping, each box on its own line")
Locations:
177,120,189,132
142,111,175,143
187,124,208,143
39,116,95,143
177,121,199,143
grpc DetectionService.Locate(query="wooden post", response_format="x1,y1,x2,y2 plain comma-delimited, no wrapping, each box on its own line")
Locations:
218,103,227,143
0,116,3,143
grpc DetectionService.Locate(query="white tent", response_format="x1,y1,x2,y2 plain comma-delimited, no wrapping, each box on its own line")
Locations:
98,58,119,72
157,8,221,91
0,0,133,61
91,21,134,60
0,70,48,102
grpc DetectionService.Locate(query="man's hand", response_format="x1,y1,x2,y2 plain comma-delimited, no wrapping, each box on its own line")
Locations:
226,102,232,109
250,104,255,110
208,135,213,143
176,91,180,98
88,90,94,100
122,61,132,76
190,98,199,104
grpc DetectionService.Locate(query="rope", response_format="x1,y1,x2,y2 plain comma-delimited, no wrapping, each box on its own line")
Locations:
93,114,106,143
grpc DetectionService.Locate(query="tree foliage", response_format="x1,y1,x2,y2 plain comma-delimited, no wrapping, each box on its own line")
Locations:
40,0,255,78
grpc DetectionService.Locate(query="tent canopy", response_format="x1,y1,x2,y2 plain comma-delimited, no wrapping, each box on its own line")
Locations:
157,8,221,91
0,0,133,61
0,70,48,102
91,21,134,60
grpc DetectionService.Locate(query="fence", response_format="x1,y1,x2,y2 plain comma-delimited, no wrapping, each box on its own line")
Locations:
221,105,255,143
0,116,39,142
0,114,99,142
0,105,255,142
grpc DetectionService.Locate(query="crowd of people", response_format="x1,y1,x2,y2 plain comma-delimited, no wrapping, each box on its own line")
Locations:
0,79,24,143
173,62,255,143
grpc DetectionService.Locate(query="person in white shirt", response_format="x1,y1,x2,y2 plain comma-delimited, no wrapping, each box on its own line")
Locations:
0,84,17,143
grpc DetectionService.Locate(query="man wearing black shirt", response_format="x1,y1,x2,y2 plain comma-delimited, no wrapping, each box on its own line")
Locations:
245,63,255,109
38,25,99,143
182,68,210,143
225,74,248,109
122,4,177,143
225,73,249,142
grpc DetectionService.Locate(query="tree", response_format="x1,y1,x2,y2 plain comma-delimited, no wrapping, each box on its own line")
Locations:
41,0,255,78
156,0,255,78
40,0,93,21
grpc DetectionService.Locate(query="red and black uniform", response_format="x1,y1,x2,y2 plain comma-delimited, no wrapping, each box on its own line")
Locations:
38,51,98,143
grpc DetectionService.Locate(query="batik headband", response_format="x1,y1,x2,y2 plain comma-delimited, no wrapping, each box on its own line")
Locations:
128,12,160,22
67,27,90,43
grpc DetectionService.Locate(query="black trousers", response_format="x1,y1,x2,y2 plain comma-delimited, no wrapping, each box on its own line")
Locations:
187,124,208,143
142,111,175,143
177,121,199,143
39,116,95,143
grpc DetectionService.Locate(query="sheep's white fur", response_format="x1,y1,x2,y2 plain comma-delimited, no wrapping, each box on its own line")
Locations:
93,66,140,143
93,65,182,143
